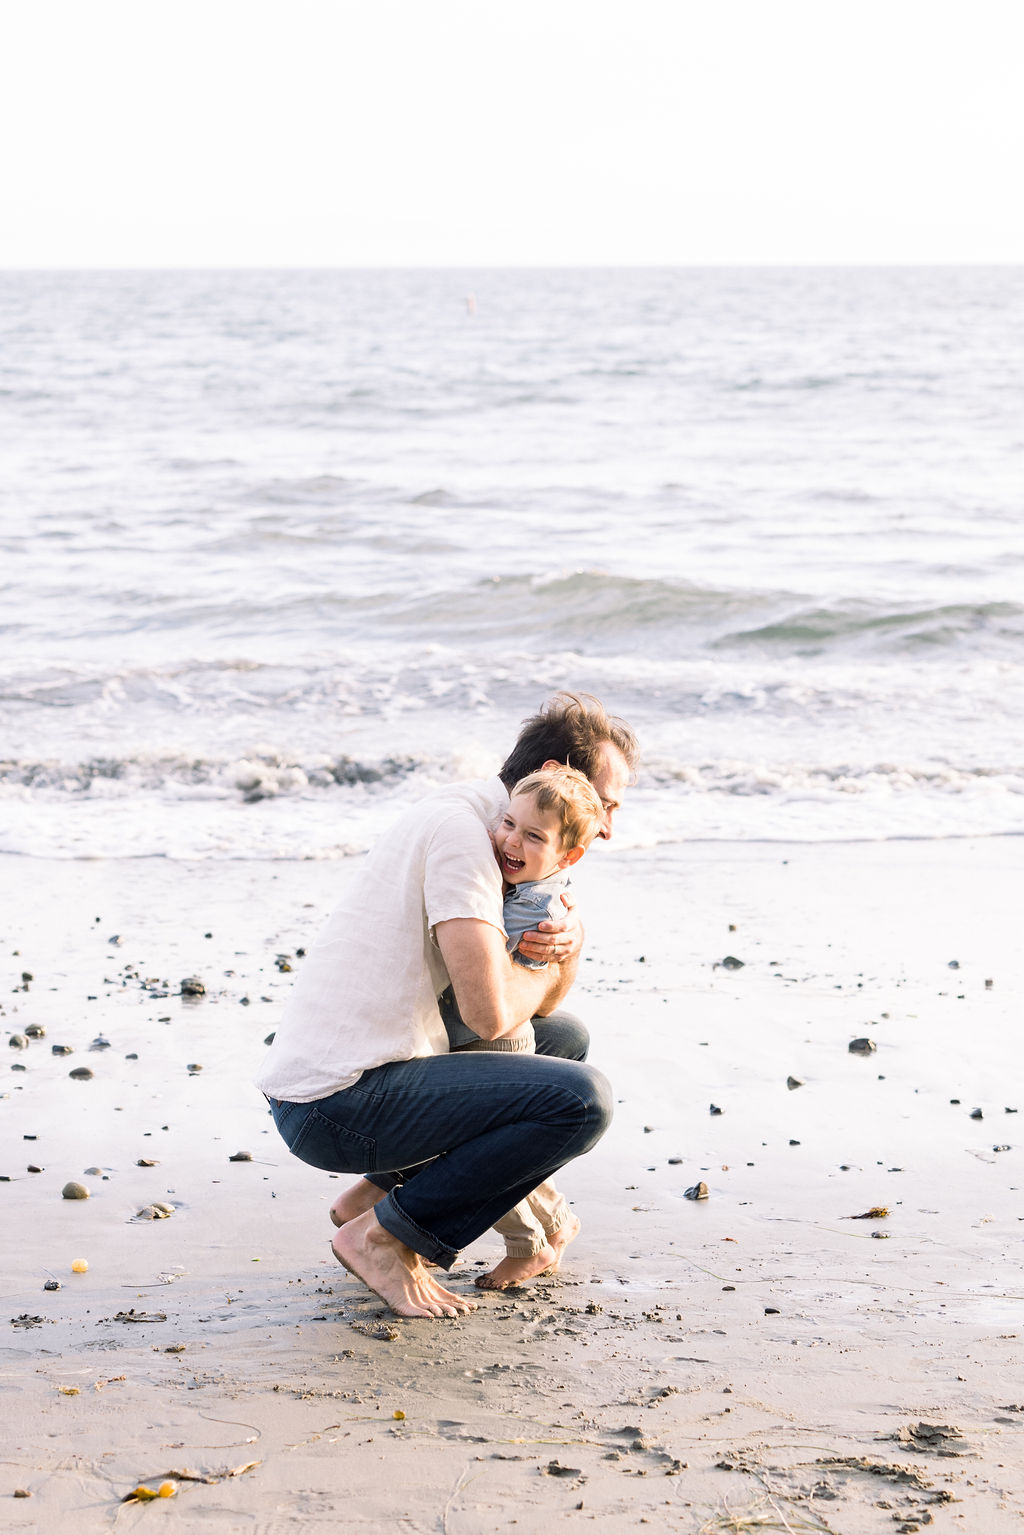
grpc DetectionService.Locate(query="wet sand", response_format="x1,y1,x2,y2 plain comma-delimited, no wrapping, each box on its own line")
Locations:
2,840,1023,1532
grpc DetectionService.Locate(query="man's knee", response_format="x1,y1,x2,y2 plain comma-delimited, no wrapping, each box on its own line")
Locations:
532,1009,590,1062
572,1063,614,1142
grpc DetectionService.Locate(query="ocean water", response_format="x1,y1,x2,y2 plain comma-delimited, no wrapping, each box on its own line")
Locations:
2,266,1023,860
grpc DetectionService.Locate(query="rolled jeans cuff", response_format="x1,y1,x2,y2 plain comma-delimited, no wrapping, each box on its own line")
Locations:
365,1171,404,1193
375,1189,460,1271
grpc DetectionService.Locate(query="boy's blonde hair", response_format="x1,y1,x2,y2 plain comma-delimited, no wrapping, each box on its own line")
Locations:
510,766,604,852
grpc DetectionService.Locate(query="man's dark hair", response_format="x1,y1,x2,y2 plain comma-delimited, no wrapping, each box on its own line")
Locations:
499,692,639,791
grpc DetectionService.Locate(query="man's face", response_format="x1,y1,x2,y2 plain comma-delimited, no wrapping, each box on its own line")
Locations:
542,741,630,841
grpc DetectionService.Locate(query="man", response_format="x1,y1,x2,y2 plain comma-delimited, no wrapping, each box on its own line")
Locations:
257,693,636,1318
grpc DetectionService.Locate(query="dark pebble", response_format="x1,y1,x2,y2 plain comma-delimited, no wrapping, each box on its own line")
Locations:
709,1104,723,1115
970,1108,983,1119
684,1182,709,1201
43,1280,60,1291
993,1144,1011,1153
721,955,744,970
21,972,34,983
108,935,122,946
51,1045,73,1056
9,1034,28,1049
723,1285,735,1291
25,1024,45,1038
186,1063,203,1073
264,1032,276,1045
764,1307,780,1315
239,996,251,1006
229,1151,253,1162
89,1037,111,1051
69,1067,94,1080
948,959,960,969
786,1075,804,1090
789,1139,801,1146
27,1164,43,1173
667,1157,682,1165
11,1063,26,1072
848,1038,876,1055
180,976,205,996
125,1052,138,1060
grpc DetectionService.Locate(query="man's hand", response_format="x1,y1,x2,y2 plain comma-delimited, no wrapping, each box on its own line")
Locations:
515,889,584,967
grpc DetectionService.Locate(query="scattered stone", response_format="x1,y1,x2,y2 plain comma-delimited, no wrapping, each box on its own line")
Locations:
180,976,205,996
947,959,960,969
970,1108,983,1120
239,996,250,1006
134,1203,174,1220
229,1151,253,1162
11,1063,27,1072
186,1063,203,1074
21,972,34,983
69,1067,94,1081
789,1138,801,1146
993,1144,1011,1153
764,1306,780,1315
264,1032,275,1045
13,1488,30,1497
43,1280,61,1291
108,935,123,946
89,1037,111,1051
83,1167,103,1176
871,1230,890,1239
723,1285,736,1291
643,1125,654,1133
846,1206,889,1220
1006,1107,1018,1114
275,956,292,972
27,1164,43,1173
720,955,744,970
25,1024,45,1038
786,1075,804,1090
848,1037,876,1055
125,1052,138,1060
684,1182,709,1201
9,1034,28,1049
108,1309,168,1324
667,1156,682,1165
51,1044,73,1056
136,1158,159,1167
542,1460,581,1477
709,1104,723,1116
985,978,993,989
62,1181,90,1200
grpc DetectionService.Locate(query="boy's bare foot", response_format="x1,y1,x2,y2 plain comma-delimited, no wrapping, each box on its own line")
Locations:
330,1177,387,1229
474,1242,558,1290
331,1210,476,1319
475,1214,581,1290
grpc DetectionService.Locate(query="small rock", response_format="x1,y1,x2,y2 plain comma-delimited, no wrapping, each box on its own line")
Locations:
69,1067,94,1080
993,1144,1011,1153
125,1052,138,1060
239,996,250,1006
134,1202,174,1220
721,955,744,970
25,1024,46,1038
643,1125,654,1133
786,1075,804,1090
136,1158,159,1167
296,947,306,958
89,1037,111,1051
764,1306,780,1315
108,935,123,945
43,1280,60,1291
684,1182,709,1201
229,1151,253,1162
985,978,993,989
186,1063,203,1073
11,1063,27,1072
180,976,205,996
51,1044,73,1056
21,972,34,983
848,1038,876,1055
970,1108,983,1120
789,1138,801,1145
13,1488,31,1498
83,1167,103,1176
9,1034,28,1049
667,1156,682,1165
709,1103,723,1115
264,1032,275,1045
947,959,959,969
62,1181,90,1200
543,1460,581,1477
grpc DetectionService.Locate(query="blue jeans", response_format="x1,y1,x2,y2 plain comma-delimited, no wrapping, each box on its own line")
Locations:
268,1010,611,1269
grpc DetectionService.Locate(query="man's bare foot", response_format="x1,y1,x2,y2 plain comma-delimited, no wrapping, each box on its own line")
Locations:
547,1212,582,1268
330,1177,387,1229
331,1210,477,1319
475,1242,558,1290
475,1214,581,1290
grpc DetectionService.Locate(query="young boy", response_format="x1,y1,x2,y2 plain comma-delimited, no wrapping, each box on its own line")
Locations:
442,765,605,1289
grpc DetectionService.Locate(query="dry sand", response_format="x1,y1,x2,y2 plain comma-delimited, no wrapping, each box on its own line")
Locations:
2,839,1023,1532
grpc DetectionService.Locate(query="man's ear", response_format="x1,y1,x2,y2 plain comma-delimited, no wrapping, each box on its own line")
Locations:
559,845,585,869
541,759,563,772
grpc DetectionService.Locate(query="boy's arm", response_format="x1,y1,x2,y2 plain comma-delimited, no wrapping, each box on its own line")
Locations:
514,887,583,967
435,917,574,1040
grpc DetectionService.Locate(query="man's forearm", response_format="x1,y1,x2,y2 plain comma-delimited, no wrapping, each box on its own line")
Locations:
531,950,579,1018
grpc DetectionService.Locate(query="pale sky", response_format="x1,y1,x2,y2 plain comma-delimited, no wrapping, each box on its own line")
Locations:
2,0,1022,267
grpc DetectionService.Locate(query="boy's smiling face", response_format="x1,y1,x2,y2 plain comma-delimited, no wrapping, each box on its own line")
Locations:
493,791,580,885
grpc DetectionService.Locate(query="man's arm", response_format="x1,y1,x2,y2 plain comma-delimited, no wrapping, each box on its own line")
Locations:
435,918,576,1040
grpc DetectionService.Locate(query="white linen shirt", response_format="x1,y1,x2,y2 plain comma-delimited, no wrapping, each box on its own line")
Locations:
254,777,509,1102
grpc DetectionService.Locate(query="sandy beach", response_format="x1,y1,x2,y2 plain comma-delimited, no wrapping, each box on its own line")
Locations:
2,838,1023,1532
